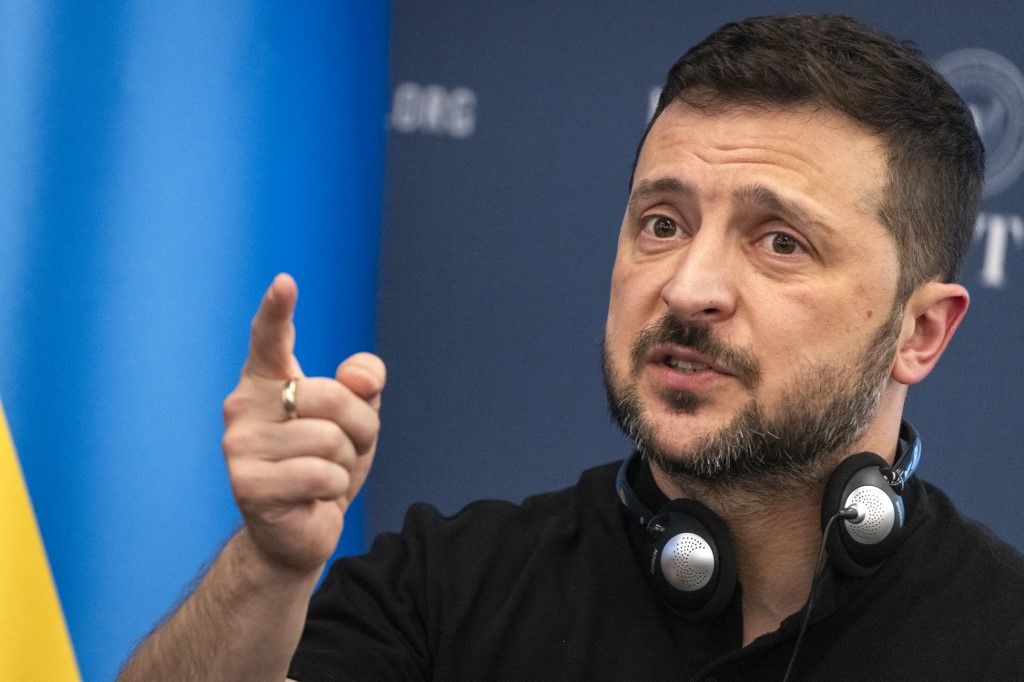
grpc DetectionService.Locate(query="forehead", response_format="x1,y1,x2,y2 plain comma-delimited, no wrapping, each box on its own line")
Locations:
633,103,888,223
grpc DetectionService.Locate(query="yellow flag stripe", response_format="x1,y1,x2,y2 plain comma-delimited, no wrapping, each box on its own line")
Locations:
0,403,80,680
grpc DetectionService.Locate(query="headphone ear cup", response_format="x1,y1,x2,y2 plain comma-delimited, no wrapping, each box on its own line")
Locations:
647,499,737,620
821,452,907,577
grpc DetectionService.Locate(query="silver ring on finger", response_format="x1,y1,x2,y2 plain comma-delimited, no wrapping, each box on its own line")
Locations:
281,377,299,420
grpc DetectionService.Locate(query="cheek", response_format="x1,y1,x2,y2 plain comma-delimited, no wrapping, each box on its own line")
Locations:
608,257,652,319
610,269,669,321
750,289,845,358
845,279,893,333
605,264,627,334
606,261,667,365
762,285,878,363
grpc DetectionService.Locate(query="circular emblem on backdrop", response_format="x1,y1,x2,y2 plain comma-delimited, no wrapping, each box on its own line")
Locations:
935,48,1024,198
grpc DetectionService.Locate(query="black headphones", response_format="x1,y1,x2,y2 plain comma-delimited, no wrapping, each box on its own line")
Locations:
616,420,922,619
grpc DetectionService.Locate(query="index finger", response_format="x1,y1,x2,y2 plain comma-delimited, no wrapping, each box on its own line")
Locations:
244,273,304,380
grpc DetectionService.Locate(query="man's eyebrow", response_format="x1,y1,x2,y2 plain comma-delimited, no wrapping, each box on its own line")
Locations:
627,177,695,218
732,184,829,231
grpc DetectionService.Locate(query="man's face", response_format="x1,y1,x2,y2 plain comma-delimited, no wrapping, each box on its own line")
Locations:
604,103,902,485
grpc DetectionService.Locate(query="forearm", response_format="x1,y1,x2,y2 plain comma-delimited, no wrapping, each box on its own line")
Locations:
119,529,322,682
121,277,386,680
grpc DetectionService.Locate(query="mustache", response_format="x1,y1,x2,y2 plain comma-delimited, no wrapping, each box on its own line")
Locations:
629,315,761,390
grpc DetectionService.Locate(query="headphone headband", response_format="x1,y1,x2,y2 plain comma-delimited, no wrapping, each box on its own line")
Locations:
887,419,921,493
616,451,655,527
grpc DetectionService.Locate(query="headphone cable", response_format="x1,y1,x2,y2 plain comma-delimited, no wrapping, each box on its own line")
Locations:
781,508,857,682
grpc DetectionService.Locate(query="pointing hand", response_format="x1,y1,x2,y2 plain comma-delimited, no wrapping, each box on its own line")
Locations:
221,274,385,573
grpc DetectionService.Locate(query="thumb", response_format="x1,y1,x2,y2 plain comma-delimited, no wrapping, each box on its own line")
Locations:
336,352,386,410
244,273,304,379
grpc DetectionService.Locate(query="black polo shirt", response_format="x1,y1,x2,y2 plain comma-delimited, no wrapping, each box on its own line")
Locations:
289,460,1024,680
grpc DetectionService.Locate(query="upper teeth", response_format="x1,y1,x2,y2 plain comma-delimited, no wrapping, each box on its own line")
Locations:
667,358,709,372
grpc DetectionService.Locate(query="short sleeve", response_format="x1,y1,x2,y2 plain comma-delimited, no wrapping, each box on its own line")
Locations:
287,505,441,681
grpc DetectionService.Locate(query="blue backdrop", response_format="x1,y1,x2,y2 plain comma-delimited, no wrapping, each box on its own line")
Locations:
0,2,388,679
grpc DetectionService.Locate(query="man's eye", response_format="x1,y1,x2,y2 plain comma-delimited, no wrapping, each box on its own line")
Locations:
643,216,678,239
766,232,801,255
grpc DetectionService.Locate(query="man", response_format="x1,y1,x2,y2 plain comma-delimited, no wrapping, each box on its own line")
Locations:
122,14,1024,680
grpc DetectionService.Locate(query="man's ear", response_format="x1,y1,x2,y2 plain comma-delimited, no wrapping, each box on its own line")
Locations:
891,282,969,385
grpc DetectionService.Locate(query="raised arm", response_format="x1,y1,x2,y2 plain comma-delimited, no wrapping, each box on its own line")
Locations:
119,274,385,681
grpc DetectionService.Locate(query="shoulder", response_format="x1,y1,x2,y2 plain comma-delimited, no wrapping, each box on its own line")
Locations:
820,479,1024,674
887,479,1024,640
915,480,1024,581
293,461,628,679
395,460,623,545
912,481,1024,669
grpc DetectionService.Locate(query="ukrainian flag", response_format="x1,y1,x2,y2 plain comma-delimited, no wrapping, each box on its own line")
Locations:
0,403,79,680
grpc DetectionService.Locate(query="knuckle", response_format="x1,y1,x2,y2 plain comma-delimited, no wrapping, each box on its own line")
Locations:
350,409,380,449
222,390,254,422
307,461,334,493
221,429,252,459
338,440,357,468
324,423,348,458
334,465,352,493
310,461,348,497
307,420,343,460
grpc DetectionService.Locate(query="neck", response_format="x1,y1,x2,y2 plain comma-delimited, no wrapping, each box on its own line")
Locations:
651,465,828,645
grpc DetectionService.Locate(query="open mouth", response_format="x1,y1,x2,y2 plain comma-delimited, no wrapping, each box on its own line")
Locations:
664,357,711,373
650,346,726,376
629,317,760,390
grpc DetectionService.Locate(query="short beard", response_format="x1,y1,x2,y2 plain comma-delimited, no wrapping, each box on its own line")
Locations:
603,308,902,495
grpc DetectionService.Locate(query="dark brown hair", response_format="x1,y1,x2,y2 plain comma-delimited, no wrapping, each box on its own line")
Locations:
638,15,984,299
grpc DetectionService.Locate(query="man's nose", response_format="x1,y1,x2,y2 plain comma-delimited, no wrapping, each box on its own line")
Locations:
660,230,738,323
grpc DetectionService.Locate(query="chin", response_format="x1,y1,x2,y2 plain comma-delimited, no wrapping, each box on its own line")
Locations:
644,411,720,456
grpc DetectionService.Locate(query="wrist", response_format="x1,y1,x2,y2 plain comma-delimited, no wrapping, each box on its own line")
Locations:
230,528,325,596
